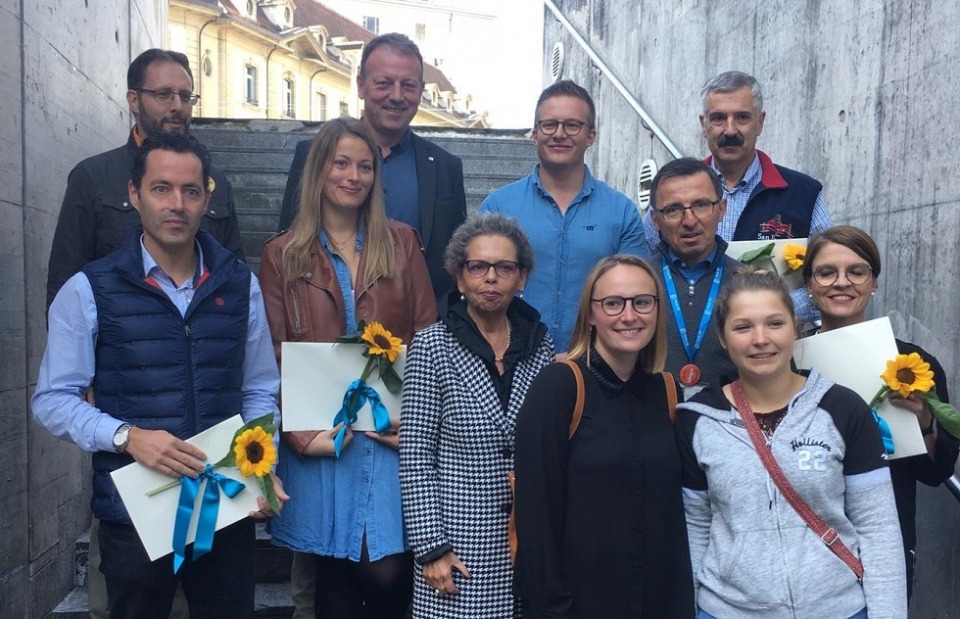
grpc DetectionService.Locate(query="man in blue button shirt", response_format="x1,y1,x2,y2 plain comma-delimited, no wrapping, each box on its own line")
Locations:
32,133,284,618
479,80,646,353
278,33,466,302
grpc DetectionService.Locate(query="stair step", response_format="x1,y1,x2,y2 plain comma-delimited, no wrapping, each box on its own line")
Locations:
48,583,294,618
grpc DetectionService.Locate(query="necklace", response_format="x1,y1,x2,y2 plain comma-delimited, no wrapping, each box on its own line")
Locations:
326,229,356,250
494,318,512,363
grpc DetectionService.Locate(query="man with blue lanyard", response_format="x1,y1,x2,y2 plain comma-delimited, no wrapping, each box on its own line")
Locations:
650,158,739,394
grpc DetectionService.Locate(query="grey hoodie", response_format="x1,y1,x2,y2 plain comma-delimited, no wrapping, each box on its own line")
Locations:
676,369,907,619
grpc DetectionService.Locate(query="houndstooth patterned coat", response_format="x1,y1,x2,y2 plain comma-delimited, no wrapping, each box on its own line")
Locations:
400,316,554,618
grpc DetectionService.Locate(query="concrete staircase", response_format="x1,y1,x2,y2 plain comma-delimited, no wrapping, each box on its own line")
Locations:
48,524,294,618
191,119,538,274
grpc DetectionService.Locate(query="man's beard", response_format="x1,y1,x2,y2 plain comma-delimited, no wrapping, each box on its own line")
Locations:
137,103,191,137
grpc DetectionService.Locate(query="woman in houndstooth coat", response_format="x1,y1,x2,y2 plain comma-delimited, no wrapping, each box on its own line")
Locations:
400,214,554,618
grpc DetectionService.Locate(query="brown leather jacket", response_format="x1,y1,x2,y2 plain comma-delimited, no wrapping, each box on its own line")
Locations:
260,221,438,454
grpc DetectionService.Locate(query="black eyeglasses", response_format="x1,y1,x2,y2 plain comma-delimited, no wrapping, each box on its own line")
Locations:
463,260,520,278
655,198,721,223
137,88,201,106
812,264,873,287
592,294,659,316
535,119,590,136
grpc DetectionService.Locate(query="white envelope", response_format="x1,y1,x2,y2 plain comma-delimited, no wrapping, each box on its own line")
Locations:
281,342,406,432
793,317,926,459
110,414,264,561
727,238,807,289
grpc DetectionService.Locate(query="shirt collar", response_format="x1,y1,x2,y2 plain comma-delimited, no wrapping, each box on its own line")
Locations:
666,244,718,271
532,164,596,199
384,128,413,157
711,152,761,193
140,235,204,284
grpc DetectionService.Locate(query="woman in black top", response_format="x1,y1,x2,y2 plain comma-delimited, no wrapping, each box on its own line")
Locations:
513,254,694,619
804,225,959,599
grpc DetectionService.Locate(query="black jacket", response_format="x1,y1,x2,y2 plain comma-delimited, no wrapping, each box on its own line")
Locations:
46,128,244,309
278,131,466,302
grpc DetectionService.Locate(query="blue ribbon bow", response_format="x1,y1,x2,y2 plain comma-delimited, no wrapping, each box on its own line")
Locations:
871,409,896,455
331,379,391,457
172,464,246,573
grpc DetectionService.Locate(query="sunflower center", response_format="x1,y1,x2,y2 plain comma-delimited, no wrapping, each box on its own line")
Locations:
246,441,264,464
374,334,391,349
895,368,916,385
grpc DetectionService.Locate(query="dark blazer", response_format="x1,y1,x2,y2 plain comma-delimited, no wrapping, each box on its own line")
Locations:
278,131,467,301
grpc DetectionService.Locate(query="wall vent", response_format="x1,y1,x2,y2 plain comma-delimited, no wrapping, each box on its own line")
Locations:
550,42,564,82
636,158,658,211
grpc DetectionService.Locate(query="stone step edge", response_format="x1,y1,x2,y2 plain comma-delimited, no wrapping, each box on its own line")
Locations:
50,583,293,617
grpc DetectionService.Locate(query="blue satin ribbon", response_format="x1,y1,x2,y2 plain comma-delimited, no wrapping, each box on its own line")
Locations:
172,464,246,573
871,409,896,455
331,379,391,457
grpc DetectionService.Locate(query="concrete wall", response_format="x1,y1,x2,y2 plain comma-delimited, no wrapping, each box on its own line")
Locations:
543,0,959,616
0,1,163,615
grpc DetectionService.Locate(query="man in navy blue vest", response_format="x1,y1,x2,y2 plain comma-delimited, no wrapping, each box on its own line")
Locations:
33,133,284,618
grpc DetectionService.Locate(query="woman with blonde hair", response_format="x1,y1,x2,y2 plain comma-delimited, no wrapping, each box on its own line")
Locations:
513,254,694,618
260,117,436,618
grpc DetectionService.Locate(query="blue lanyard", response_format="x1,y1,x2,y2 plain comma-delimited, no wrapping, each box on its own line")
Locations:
661,258,724,364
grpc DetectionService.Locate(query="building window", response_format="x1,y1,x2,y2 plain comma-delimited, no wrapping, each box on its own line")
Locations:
363,16,379,34
245,65,258,105
202,54,213,77
284,6,292,26
339,101,349,117
246,0,255,17
317,92,327,121
283,77,295,117
415,23,426,42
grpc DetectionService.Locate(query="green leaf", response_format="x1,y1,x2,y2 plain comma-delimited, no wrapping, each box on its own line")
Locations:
213,413,277,468
335,334,362,344
382,367,403,394
257,475,282,514
359,356,377,383
738,243,775,264
356,319,368,333
378,355,389,379
924,392,960,438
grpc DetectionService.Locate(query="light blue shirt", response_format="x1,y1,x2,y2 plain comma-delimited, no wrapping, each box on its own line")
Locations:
319,226,365,335
480,165,646,351
32,238,280,453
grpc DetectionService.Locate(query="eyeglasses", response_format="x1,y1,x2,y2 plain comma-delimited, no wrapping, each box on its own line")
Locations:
655,198,721,223
463,260,520,278
592,294,659,316
137,88,201,106
812,264,873,287
535,119,590,136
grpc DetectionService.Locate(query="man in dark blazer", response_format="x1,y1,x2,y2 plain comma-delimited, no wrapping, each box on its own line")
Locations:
278,33,466,302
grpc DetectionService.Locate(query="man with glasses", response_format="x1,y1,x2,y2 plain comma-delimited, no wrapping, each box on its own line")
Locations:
479,80,645,353
47,48,243,310
650,157,740,394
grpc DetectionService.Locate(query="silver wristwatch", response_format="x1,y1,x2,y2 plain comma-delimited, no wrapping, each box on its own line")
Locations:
112,423,133,453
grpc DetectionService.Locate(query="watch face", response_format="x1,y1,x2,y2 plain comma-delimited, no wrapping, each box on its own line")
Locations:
114,425,130,451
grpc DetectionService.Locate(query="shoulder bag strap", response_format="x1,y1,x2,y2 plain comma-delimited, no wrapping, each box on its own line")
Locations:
561,359,586,438
729,380,864,582
661,371,678,423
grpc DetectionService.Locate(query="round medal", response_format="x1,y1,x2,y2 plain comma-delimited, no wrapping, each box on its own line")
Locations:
679,363,701,387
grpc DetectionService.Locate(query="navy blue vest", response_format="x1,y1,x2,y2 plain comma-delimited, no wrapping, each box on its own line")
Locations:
732,163,823,241
82,229,250,523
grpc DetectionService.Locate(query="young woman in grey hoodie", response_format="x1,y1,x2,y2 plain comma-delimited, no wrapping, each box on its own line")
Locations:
676,268,906,619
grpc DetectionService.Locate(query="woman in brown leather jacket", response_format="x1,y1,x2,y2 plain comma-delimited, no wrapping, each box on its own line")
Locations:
260,117,436,619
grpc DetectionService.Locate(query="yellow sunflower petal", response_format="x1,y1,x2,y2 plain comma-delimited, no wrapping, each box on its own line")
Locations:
234,426,277,477
361,322,403,361
782,244,806,271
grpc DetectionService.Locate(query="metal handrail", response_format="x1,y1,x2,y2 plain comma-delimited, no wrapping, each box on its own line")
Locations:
543,0,684,159
945,475,960,502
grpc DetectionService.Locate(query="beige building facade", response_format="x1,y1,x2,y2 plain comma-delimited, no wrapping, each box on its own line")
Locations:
168,0,485,127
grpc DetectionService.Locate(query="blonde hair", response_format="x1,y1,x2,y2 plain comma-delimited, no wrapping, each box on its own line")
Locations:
282,117,395,284
567,255,667,373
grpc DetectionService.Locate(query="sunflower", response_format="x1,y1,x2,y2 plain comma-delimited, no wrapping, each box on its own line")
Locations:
361,322,403,363
783,244,806,271
233,426,277,478
880,352,935,398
